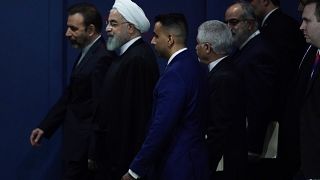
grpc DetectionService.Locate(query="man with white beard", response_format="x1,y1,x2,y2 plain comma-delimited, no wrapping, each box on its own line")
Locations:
92,0,159,179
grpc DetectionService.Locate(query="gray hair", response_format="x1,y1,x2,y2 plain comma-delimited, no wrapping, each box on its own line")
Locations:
197,20,233,55
238,1,259,29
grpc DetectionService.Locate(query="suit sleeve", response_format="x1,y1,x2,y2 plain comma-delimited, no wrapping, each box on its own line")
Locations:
129,71,186,177
207,72,244,169
38,86,70,138
245,52,276,154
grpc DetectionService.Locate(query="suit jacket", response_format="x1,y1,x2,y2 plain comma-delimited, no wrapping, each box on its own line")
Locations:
299,47,320,178
94,38,159,179
206,57,247,179
38,37,115,161
232,33,277,155
129,49,210,180
280,46,317,177
260,9,306,122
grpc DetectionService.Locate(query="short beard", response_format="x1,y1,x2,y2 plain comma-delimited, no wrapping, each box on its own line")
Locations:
232,31,251,49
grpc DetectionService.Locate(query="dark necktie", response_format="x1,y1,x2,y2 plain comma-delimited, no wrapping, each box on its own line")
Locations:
310,51,320,79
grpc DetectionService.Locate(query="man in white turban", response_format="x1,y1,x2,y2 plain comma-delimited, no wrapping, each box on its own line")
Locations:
93,0,159,179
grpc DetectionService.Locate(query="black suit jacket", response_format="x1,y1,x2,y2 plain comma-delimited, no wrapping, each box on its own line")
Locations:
280,46,317,177
94,38,159,179
260,9,306,122
299,47,320,178
232,33,277,155
38,37,115,161
206,57,247,179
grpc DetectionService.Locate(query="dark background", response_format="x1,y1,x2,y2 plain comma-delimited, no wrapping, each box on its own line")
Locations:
0,0,300,179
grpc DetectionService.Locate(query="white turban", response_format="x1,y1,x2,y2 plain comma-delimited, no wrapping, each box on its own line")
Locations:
112,0,150,33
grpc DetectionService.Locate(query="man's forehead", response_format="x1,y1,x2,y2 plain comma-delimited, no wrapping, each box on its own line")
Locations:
107,9,124,20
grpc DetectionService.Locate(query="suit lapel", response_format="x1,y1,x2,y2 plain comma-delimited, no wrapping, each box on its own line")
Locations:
261,9,280,29
304,49,319,97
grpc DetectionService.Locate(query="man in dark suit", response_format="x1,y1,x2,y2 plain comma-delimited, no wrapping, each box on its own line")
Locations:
196,20,247,180
93,0,159,179
225,2,277,180
29,3,115,180
248,0,307,178
122,13,209,180
298,1,320,178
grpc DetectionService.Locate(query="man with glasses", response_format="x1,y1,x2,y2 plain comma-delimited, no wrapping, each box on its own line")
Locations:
225,2,277,180
93,0,159,179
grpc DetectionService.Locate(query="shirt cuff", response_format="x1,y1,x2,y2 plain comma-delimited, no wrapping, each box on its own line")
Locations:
128,169,140,179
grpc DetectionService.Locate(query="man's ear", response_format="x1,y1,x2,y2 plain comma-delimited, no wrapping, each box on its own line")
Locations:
205,43,212,54
127,23,135,34
168,34,174,47
87,24,96,36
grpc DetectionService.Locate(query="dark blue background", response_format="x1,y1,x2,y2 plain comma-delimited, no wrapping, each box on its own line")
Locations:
0,0,300,179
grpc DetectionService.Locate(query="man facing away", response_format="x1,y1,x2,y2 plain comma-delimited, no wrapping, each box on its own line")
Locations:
29,3,115,180
196,20,247,180
122,13,210,180
93,0,159,179
248,0,307,178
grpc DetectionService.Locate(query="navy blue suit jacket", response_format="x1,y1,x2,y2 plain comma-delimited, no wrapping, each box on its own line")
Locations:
129,49,210,180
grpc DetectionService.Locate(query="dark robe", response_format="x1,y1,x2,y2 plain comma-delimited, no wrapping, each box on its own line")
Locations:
94,38,159,180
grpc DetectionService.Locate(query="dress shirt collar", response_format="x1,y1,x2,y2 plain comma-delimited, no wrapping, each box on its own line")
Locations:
240,30,260,50
261,8,279,27
208,56,228,72
119,36,141,55
167,48,187,65
82,35,101,57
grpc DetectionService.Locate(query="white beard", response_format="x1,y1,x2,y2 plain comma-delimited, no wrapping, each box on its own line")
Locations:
106,36,123,51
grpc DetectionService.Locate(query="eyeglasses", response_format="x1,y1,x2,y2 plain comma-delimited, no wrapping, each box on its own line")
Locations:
106,20,130,28
225,18,254,26
225,19,246,26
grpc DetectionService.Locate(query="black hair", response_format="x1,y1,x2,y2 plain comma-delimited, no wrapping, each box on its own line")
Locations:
305,0,320,21
68,3,102,33
154,13,188,44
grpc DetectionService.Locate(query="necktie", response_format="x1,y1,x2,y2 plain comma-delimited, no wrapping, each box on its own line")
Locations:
310,51,320,79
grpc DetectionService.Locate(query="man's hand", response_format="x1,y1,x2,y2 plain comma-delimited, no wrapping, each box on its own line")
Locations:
30,128,44,146
121,172,135,180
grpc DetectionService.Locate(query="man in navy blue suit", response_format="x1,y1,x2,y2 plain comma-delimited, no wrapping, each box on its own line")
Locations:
121,13,210,180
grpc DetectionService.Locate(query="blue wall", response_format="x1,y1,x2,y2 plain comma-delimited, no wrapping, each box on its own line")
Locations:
0,0,301,179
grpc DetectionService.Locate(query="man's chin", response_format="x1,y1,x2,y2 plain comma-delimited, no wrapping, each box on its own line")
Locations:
70,42,81,49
